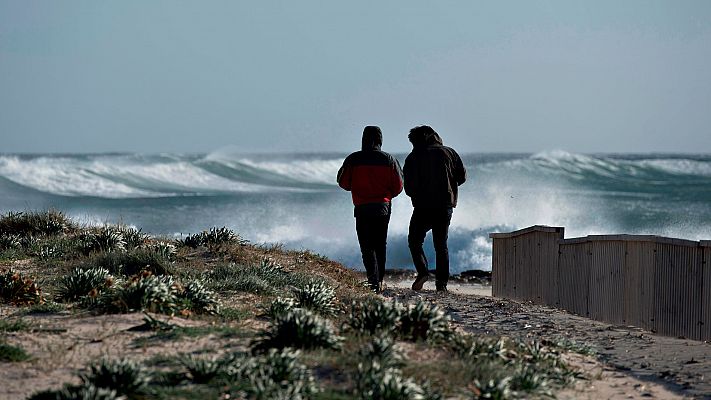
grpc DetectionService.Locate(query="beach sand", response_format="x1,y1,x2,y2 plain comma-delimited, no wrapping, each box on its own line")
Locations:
383,280,711,399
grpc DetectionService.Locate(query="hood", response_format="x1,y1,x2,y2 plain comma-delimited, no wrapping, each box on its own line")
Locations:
408,126,443,149
362,126,383,151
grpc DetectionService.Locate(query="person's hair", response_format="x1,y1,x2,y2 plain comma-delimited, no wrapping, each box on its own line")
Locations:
408,125,436,146
409,125,436,137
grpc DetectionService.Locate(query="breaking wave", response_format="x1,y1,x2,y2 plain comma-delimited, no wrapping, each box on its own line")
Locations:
1,150,710,272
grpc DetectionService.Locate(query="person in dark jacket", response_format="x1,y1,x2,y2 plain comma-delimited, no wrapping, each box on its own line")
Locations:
403,125,466,292
337,126,404,292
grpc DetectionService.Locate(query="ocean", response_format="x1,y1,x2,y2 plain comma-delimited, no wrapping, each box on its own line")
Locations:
1,151,710,273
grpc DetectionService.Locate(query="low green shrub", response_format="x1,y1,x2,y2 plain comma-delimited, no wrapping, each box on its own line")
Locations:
346,298,402,335
293,281,338,316
355,360,424,400
0,210,74,237
181,280,221,315
97,274,178,314
253,308,342,352
92,273,220,315
243,348,320,400
471,377,513,400
0,318,30,332
206,259,286,295
77,227,126,255
28,384,120,400
359,335,403,370
79,358,150,396
450,334,511,362
0,342,30,362
180,353,225,384
398,300,451,342
56,267,113,302
265,297,296,319
0,234,22,250
177,226,246,248
83,248,172,276
141,241,176,260
0,269,42,305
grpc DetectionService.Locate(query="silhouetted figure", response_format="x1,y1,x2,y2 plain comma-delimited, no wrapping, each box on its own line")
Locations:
404,125,466,292
338,126,403,292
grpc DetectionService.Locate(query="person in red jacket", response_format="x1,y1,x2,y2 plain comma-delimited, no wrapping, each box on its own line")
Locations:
337,126,403,292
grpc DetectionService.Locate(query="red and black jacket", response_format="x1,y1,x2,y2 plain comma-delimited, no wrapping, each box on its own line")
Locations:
337,131,403,217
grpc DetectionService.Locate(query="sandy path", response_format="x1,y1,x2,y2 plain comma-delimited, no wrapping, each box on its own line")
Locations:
384,285,711,399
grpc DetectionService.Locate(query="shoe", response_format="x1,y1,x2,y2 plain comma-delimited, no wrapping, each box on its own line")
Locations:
436,286,448,293
411,274,429,291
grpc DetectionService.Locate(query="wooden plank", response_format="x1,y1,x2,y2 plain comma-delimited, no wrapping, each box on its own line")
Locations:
558,242,589,317
540,231,560,307
513,234,525,301
702,245,711,341
624,241,655,330
561,235,699,247
489,225,564,239
653,244,703,339
491,238,501,297
587,240,624,324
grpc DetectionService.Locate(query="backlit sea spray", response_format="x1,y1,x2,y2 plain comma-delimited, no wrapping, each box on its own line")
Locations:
1,151,710,273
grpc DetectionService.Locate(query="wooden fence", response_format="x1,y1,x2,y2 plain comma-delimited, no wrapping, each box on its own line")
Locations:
490,226,711,341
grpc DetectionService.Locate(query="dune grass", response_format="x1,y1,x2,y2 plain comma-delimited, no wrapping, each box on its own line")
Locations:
0,210,579,399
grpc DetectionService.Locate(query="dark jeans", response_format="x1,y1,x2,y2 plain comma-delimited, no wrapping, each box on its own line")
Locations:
408,207,453,288
355,215,390,290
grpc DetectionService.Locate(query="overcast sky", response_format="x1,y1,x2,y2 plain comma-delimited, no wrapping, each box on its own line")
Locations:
1,1,710,154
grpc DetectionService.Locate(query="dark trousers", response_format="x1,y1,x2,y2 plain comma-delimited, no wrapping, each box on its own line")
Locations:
408,207,453,287
355,215,390,290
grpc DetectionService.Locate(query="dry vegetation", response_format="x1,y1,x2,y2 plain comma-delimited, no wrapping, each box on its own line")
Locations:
1,210,580,399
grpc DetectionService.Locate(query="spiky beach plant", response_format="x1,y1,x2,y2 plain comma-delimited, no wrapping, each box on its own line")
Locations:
265,297,296,319
0,234,22,250
292,280,338,316
141,241,176,260
56,267,113,302
355,360,424,400
77,227,126,255
244,348,319,400
471,377,513,400
177,226,246,248
398,299,451,342
253,308,342,352
27,383,121,400
112,225,148,249
451,334,511,362
359,334,403,370
0,210,74,237
100,274,178,314
80,358,150,396
84,248,172,276
0,269,42,305
346,298,402,335
205,259,289,295
180,354,225,384
181,280,221,315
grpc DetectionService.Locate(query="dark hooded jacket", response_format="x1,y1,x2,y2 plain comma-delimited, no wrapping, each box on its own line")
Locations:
337,127,403,216
403,127,466,208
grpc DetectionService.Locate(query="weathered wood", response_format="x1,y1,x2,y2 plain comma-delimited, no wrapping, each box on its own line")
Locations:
489,225,564,239
623,241,655,330
588,241,625,324
702,242,711,341
557,242,590,317
491,226,709,342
